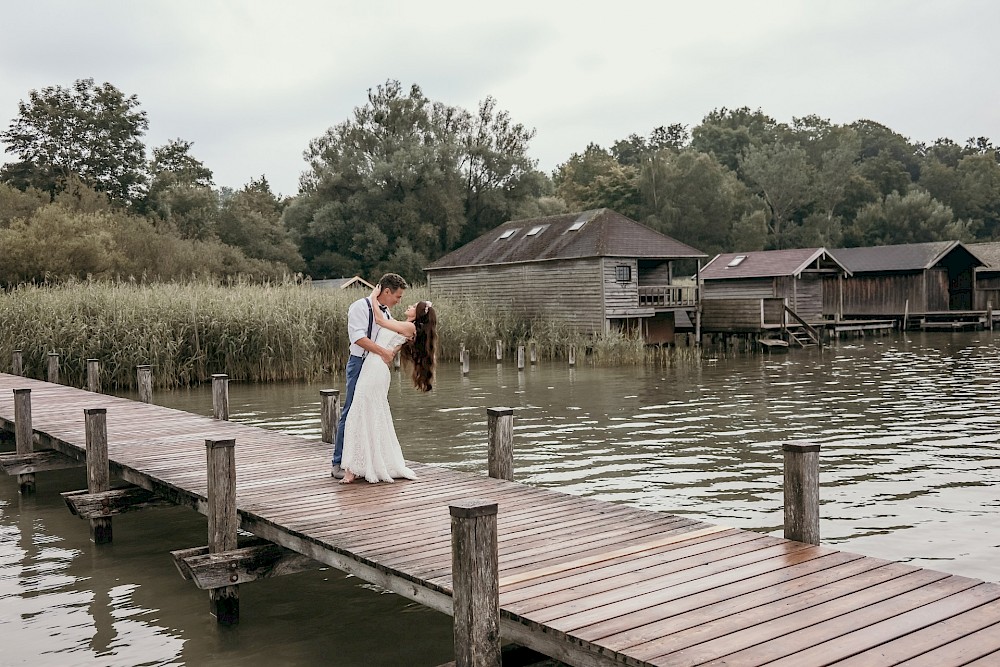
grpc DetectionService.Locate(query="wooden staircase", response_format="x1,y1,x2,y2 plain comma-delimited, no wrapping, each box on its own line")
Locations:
783,305,822,348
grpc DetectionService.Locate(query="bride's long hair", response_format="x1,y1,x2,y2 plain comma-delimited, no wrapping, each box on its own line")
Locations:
401,301,437,392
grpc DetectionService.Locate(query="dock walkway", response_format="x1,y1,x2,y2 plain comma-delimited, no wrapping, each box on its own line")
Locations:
2,372,999,666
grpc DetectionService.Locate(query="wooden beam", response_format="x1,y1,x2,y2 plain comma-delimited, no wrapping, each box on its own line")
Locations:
1,450,84,475
171,541,321,589
61,486,172,519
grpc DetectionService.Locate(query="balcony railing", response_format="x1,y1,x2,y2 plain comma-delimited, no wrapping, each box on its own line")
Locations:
637,285,698,308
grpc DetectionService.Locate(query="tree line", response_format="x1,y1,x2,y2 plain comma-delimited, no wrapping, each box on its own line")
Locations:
2,78,998,286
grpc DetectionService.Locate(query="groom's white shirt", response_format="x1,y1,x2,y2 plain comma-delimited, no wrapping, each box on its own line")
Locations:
347,297,390,357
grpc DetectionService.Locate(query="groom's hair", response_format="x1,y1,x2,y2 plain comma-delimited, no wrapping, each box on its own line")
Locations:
378,273,408,292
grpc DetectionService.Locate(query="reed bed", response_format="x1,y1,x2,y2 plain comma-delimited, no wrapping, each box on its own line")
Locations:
0,281,706,388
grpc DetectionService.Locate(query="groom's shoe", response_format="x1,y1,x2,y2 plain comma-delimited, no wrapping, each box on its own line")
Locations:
331,464,345,480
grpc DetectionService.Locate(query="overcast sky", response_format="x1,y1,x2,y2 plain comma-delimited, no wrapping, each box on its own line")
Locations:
1,0,997,197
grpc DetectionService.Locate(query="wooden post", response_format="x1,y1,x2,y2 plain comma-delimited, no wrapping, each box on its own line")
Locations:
568,344,576,367
486,407,514,482
320,389,340,444
86,359,101,393
206,438,239,625
459,342,465,365
84,408,112,544
902,299,909,331
14,388,34,494
11,350,23,376
137,365,153,404
529,342,537,365
516,346,525,371
450,499,500,667
47,352,60,383
783,442,820,546
462,349,470,376
495,340,502,362
212,374,229,421
988,300,994,331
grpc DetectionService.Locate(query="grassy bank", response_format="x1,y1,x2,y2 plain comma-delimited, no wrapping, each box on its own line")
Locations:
0,281,699,388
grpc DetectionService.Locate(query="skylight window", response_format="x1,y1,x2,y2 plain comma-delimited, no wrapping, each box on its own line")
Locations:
727,255,748,268
568,220,587,231
526,225,546,236
498,229,517,240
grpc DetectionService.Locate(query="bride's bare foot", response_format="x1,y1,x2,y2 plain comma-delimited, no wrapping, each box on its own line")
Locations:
339,470,357,484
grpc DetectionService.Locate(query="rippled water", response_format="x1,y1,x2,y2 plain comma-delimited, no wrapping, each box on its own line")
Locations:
2,331,998,664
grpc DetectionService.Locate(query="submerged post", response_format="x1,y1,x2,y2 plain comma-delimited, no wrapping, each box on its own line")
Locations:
459,342,465,365
902,299,910,331
47,352,60,383
495,340,502,363
516,346,525,371
12,350,23,376
14,389,34,494
85,408,112,544
206,438,238,625
462,349,470,376
320,389,340,444
529,342,537,365
988,300,994,331
486,407,514,482
86,359,101,393
568,344,576,367
212,374,229,421
136,365,153,404
783,442,820,545
450,499,500,667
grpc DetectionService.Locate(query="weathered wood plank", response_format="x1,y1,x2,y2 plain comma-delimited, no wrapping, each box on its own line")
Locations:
173,541,321,589
0,449,83,474
61,486,172,518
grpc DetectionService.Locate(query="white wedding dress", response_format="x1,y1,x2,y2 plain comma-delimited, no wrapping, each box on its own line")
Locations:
341,327,418,483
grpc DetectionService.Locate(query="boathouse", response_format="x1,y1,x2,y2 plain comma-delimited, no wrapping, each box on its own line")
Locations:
968,241,1000,310
424,209,707,343
830,241,985,320
307,275,375,291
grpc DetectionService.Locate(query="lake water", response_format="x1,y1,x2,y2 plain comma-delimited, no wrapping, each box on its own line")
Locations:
2,331,998,665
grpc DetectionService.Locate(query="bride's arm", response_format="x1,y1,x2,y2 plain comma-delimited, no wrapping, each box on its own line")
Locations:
370,289,415,337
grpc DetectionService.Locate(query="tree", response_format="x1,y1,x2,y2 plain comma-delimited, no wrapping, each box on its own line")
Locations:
217,176,304,270
739,141,813,247
1,78,149,205
553,144,642,217
845,190,970,246
691,107,780,173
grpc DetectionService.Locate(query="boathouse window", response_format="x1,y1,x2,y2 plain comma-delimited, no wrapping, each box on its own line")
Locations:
615,265,632,283
526,225,546,236
498,228,518,240
727,255,748,268
568,220,587,231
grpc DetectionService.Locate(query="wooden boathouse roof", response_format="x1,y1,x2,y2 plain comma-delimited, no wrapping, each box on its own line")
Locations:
4,374,1000,665
832,241,985,273
701,248,850,280
968,242,1000,270
425,209,706,271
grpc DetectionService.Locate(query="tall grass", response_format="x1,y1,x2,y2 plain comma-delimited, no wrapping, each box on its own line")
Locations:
0,281,705,388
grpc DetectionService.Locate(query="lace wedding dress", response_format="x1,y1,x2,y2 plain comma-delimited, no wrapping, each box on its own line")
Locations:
341,327,418,483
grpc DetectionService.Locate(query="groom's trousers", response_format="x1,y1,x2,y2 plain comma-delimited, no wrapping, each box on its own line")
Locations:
333,354,365,466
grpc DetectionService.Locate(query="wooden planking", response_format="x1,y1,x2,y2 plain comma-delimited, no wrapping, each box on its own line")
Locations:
2,372,1000,667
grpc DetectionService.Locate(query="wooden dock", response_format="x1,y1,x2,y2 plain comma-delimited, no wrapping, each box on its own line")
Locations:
2,372,999,666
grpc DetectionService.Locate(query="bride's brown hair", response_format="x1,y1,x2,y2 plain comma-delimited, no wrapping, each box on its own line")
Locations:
401,301,437,392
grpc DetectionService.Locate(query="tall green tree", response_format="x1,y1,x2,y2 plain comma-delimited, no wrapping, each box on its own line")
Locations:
739,141,813,247
217,176,303,269
690,107,780,173
845,190,971,246
0,78,149,205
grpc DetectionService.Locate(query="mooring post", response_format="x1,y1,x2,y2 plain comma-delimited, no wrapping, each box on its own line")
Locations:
14,388,34,494
529,342,537,365
47,352,60,384
495,340,502,363
84,408,112,544
459,342,465,365
988,300,994,331
136,365,153,404
86,359,101,393
450,499,500,667
12,350,23,376
462,349,470,376
320,389,340,444
516,346,525,371
486,407,514,482
783,442,821,545
568,344,576,367
206,438,239,625
902,299,910,331
212,374,229,421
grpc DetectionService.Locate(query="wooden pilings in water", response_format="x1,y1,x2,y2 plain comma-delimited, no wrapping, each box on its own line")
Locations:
320,389,340,444
86,359,101,393
462,349,470,376
47,352,59,384
14,388,34,494
85,408,113,544
529,342,536,365
212,374,229,421
486,407,514,482
136,365,153,404
206,437,239,625
494,339,503,363
12,350,23,376
783,442,820,545
449,499,500,666
516,345,525,371
568,344,576,367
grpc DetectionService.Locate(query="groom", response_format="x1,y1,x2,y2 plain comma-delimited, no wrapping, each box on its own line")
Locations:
331,272,408,479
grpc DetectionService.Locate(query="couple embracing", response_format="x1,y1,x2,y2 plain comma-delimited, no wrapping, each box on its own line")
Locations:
331,273,438,484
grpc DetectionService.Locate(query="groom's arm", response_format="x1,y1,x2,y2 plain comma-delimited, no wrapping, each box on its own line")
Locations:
348,299,394,364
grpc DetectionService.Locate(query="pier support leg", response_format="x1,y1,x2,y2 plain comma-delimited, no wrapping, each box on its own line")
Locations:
12,350,23,376
486,408,514,482
86,359,101,393
529,342,536,365
495,340,502,363
516,346,525,371
320,389,340,444
47,352,60,384
462,350,470,376
85,408,112,543
450,500,500,667
212,374,229,421
783,442,820,545
137,365,153,404
568,344,576,367
14,389,34,494
206,438,239,625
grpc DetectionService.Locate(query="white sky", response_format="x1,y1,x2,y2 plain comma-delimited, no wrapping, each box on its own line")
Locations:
1,0,997,197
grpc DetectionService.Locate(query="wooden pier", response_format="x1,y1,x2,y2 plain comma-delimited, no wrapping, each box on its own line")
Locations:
2,372,999,666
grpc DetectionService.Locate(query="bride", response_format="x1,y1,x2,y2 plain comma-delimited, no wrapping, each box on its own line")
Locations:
340,286,438,484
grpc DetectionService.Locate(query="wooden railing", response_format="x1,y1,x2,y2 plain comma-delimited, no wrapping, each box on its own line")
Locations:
783,304,822,346
637,285,698,307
